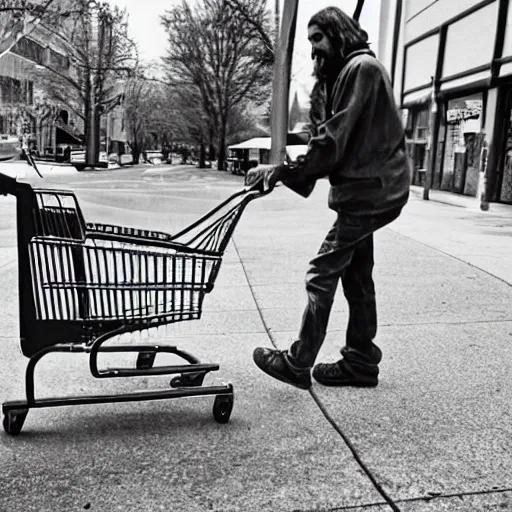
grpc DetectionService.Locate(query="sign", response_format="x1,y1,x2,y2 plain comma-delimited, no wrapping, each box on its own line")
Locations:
446,101,482,124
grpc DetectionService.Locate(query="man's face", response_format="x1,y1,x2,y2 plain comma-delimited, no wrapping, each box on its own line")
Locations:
308,24,336,78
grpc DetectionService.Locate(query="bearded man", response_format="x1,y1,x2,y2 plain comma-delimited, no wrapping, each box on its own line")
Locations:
247,6,411,390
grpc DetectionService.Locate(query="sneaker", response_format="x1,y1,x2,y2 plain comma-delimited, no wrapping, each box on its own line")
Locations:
312,359,379,387
253,347,312,390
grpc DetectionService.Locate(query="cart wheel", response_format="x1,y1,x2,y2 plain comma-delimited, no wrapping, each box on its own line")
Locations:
3,409,28,436
213,394,234,424
170,376,182,388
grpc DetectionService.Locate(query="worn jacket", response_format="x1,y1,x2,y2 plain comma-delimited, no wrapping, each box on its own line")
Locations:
283,49,411,215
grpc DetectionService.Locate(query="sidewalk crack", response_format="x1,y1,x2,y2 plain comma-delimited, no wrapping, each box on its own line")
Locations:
231,236,402,512
294,486,512,511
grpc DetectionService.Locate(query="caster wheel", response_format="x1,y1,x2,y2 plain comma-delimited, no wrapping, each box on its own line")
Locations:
170,376,182,388
213,394,234,424
3,409,28,436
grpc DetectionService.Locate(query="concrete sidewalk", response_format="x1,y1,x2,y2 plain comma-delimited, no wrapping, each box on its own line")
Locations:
409,184,512,216
0,177,511,511
230,181,512,511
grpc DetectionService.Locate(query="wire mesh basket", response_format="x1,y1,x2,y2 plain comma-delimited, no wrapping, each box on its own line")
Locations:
29,236,220,325
27,185,260,332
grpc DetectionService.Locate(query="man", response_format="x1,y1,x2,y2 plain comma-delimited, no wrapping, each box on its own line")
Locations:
247,6,411,390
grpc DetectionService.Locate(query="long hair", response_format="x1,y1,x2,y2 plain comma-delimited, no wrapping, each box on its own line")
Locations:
308,7,369,61
307,7,370,132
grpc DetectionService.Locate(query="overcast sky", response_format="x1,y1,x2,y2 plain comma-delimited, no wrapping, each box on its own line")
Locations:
109,0,382,103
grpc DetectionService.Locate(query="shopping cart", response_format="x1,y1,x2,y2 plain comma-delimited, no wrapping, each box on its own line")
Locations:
0,170,269,435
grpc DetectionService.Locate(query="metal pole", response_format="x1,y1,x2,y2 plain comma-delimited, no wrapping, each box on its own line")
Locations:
269,0,299,165
423,77,437,200
353,0,365,21
478,132,490,210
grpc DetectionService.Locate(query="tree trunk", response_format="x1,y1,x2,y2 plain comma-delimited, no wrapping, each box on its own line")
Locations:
85,108,97,168
131,135,141,164
208,142,215,164
85,95,99,168
217,120,227,172
95,107,101,164
132,146,140,164
199,142,206,168
83,70,91,170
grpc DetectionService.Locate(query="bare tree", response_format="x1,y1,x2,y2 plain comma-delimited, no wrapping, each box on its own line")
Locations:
36,0,138,167
161,0,272,170
123,76,183,164
122,76,151,164
224,0,275,60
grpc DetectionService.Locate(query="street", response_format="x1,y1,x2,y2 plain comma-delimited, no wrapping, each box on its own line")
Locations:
0,164,511,512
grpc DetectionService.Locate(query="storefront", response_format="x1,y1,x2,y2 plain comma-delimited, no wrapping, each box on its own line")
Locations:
438,93,484,195
391,0,512,204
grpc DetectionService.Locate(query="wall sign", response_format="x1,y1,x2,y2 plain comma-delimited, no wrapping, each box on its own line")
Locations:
446,100,482,124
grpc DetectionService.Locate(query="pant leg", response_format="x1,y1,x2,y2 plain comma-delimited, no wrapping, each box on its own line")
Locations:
341,234,380,359
289,217,366,368
289,209,402,369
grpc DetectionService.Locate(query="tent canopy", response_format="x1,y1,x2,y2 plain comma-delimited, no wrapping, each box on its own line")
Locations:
228,137,271,150
228,132,310,151
228,137,308,163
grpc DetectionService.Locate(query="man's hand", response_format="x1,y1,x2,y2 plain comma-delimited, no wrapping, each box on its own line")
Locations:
245,164,284,192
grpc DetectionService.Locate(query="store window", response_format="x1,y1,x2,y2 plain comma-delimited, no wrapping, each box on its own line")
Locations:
440,93,483,194
11,38,45,65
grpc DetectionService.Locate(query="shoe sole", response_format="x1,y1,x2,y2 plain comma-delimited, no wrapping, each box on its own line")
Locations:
313,377,378,387
254,359,311,390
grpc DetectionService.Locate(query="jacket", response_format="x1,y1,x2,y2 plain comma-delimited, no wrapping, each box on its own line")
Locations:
283,49,411,215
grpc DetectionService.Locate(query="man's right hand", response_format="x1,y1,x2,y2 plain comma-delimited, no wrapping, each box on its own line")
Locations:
245,164,282,192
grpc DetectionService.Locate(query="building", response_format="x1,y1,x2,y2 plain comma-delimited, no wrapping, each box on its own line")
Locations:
0,13,130,165
379,0,512,204
0,25,84,161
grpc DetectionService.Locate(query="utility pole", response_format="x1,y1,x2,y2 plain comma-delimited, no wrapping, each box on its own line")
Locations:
85,1,99,169
270,0,298,166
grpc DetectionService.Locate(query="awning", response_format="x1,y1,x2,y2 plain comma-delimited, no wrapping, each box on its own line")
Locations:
228,133,310,151
228,137,271,150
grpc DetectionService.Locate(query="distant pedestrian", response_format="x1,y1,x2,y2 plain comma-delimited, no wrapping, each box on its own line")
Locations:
246,6,411,389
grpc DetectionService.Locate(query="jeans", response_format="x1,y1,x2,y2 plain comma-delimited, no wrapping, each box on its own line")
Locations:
289,208,402,369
